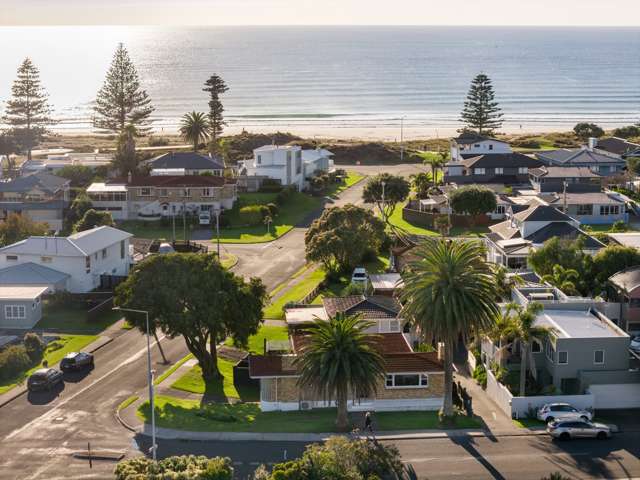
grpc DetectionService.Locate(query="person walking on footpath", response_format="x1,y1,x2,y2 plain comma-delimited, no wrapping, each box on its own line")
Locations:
364,411,375,439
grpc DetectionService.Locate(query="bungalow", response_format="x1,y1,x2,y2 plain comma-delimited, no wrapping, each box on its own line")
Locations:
529,166,602,193
545,191,627,225
250,296,444,412
142,152,225,176
609,267,640,334
592,137,640,159
485,204,604,269
535,146,626,176
0,226,132,293
0,286,47,329
87,175,237,221
0,172,70,232
444,153,544,185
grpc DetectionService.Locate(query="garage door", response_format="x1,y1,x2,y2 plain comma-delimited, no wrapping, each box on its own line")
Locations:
588,384,640,409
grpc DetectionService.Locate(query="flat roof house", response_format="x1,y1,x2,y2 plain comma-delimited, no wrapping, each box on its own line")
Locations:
239,145,305,191
609,267,640,334
449,133,512,161
0,226,132,293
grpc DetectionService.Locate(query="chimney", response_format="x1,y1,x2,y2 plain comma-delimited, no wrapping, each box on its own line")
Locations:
437,342,445,361
588,137,598,151
127,171,132,183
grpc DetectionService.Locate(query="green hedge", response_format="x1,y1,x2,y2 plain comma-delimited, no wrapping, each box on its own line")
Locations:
0,345,32,382
239,205,264,226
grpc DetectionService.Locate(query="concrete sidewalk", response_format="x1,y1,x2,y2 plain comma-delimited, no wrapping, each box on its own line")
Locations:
0,334,114,408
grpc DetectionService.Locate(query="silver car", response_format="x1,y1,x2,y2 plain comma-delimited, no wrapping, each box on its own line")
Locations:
537,403,593,423
547,420,611,440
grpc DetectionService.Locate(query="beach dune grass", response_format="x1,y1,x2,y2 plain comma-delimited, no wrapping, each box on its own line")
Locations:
138,395,482,433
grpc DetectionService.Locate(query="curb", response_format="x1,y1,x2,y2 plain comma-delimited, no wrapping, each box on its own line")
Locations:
0,336,114,409
115,401,140,433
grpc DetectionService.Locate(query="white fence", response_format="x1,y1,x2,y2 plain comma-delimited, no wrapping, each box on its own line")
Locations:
467,350,478,372
588,384,640,409
485,370,514,417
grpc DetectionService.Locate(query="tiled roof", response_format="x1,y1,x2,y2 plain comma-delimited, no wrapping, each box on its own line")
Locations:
513,205,573,223
536,149,625,166
108,175,235,188
547,192,624,206
488,220,521,240
384,352,443,373
0,172,68,194
248,355,298,378
595,137,640,156
529,166,601,179
524,223,604,249
147,152,225,170
291,332,411,355
322,295,400,320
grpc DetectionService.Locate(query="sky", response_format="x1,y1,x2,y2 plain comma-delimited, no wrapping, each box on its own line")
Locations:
1,0,640,26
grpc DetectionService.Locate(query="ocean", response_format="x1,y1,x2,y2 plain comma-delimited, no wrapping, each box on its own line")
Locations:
0,26,638,139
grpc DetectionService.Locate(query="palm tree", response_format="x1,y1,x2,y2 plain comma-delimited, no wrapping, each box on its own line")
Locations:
400,239,499,417
493,264,525,301
495,302,554,396
541,264,579,295
295,313,385,431
179,111,210,151
423,154,446,187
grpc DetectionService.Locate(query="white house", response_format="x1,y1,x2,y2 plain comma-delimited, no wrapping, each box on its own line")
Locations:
239,145,305,191
0,226,133,293
450,133,512,161
301,148,335,178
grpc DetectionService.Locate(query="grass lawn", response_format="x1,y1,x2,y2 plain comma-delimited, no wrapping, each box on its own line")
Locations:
311,256,390,303
154,353,194,385
325,171,365,198
582,224,638,233
0,334,98,394
513,417,547,429
386,201,490,237
138,397,482,433
263,267,326,319
171,358,259,402
224,325,289,354
35,304,122,334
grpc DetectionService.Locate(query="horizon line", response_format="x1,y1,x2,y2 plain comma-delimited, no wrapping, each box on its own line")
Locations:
2,23,640,28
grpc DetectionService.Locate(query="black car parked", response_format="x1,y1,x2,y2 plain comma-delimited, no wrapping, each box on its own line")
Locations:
60,352,94,372
27,368,63,392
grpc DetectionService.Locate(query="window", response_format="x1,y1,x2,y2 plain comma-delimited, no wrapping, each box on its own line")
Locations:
202,188,213,197
495,205,506,215
40,256,52,263
120,240,125,259
577,204,593,216
102,248,107,259
257,155,262,165
5,305,25,319
599,205,620,216
531,339,542,353
518,167,529,174
6,255,17,261
545,338,555,362
181,188,190,198
474,143,480,148
385,373,429,388
286,151,292,162
474,168,486,175
594,350,605,364
489,144,494,150
558,351,568,365
296,156,302,175
139,188,152,196
159,189,168,197
85,256,91,273
494,167,504,175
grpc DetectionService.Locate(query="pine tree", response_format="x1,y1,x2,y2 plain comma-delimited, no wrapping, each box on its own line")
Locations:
2,58,55,160
113,125,138,176
94,43,154,135
202,74,229,150
460,73,503,135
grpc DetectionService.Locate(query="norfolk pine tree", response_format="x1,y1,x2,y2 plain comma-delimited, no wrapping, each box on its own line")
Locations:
94,44,154,135
2,58,55,160
203,75,229,151
460,73,503,135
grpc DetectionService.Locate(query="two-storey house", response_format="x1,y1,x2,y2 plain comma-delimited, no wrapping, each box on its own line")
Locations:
0,172,70,231
239,145,305,191
142,152,225,176
449,133,512,161
535,145,626,176
444,152,544,185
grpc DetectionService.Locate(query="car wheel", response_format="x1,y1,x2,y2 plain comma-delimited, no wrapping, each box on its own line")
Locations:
596,431,607,440
559,432,571,441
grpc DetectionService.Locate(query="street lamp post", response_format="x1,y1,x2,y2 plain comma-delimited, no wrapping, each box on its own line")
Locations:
113,307,156,461
400,116,405,163
214,208,221,258
381,180,387,224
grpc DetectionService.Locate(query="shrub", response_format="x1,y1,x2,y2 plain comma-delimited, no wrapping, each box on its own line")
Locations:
115,455,233,480
342,282,365,296
610,220,629,233
147,135,169,147
239,205,264,226
472,364,487,389
259,205,271,218
23,333,45,363
47,291,74,309
275,185,297,205
0,345,32,381
259,179,283,193
266,203,279,217
612,125,640,139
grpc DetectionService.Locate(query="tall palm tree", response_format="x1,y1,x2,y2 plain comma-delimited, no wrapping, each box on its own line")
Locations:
493,264,525,302
400,239,499,417
542,264,579,295
423,154,446,187
179,111,210,151
295,313,385,431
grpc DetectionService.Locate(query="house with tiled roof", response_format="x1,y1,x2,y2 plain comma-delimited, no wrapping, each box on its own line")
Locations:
86,174,237,220
535,146,626,176
143,151,225,176
593,137,640,159
444,152,544,185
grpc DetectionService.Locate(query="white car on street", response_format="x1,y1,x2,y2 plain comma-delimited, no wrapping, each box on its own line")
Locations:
537,403,593,423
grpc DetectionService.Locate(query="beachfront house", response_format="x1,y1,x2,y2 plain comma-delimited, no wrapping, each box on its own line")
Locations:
592,137,640,160
535,143,626,176
444,152,544,185
0,172,70,232
143,152,226,176
449,133,512,161
609,267,640,335
0,226,133,293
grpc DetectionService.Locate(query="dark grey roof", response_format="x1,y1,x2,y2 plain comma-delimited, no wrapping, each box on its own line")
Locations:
513,205,574,223
147,152,225,170
454,133,507,145
524,222,604,249
460,152,543,169
536,149,625,166
0,200,66,211
547,192,623,206
529,166,601,179
0,262,69,285
609,267,640,293
0,172,68,194
595,137,640,156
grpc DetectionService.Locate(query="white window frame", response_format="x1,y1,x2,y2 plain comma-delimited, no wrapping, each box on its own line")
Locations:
139,187,152,197
557,351,569,365
494,167,504,175
531,339,542,353
518,167,529,174
474,168,486,175
385,372,429,389
5,305,26,319
594,350,605,365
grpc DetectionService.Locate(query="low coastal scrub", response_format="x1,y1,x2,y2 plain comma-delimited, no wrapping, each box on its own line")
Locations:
115,455,233,480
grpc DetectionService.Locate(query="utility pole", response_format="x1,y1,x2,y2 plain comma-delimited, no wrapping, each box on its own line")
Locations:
214,208,221,258
563,181,568,213
381,180,387,224
182,200,186,242
400,116,405,163
171,205,176,243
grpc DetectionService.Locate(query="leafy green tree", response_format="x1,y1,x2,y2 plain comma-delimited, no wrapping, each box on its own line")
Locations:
0,132,17,170
203,74,229,149
591,245,640,292
115,455,233,480
362,173,410,222
434,214,451,238
115,253,266,380
612,125,640,139
305,204,387,273
573,122,604,141
2,58,55,160
112,124,138,176
409,172,433,199
65,193,93,232
56,165,94,188
295,313,385,431
94,43,154,135
542,265,580,295
528,237,592,294
448,185,497,225
421,151,447,187
460,73,503,135
73,209,114,233
400,240,499,417
493,264,525,301
627,157,640,177
180,111,210,151
0,213,48,246
540,473,571,480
